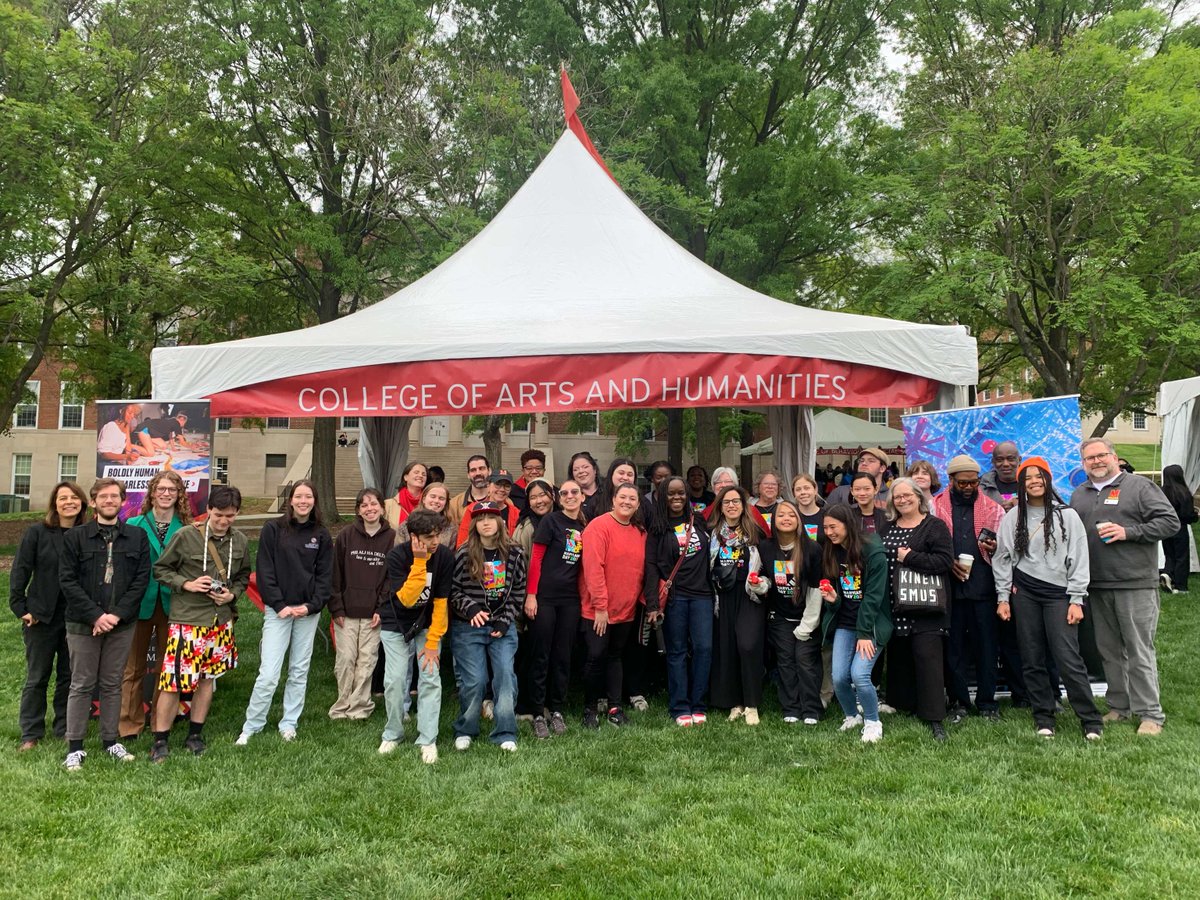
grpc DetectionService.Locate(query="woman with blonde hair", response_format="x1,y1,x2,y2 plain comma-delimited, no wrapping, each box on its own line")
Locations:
120,470,191,740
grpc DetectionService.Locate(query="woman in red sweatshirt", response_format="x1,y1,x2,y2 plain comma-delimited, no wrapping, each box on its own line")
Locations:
580,483,650,729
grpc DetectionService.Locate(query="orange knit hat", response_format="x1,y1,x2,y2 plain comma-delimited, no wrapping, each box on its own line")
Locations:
1016,456,1052,479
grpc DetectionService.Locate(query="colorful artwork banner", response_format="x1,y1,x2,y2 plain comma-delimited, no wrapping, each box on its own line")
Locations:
901,396,1085,499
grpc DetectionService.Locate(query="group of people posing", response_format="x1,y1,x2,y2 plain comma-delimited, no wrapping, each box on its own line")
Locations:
9,438,1194,769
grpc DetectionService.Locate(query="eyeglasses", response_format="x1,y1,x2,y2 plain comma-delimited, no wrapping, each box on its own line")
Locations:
721,499,743,506
953,479,980,488
522,465,544,473
155,487,179,495
1083,453,1113,463
559,489,581,496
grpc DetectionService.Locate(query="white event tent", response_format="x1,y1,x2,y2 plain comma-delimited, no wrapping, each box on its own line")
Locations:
152,129,978,487
740,409,906,458
1159,375,1200,573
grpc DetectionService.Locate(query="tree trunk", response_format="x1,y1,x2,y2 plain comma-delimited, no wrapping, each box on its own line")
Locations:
666,408,683,475
311,417,339,522
695,407,721,476
483,416,504,474
739,419,755,488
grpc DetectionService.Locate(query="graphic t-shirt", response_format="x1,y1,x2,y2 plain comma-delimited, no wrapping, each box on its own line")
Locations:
836,562,864,629
482,548,507,607
532,511,585,603
800,510,824,543
996,479,1019,506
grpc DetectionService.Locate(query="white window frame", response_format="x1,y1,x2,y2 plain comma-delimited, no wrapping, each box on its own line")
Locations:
868,407,888,426
214,456,229,483
266,417,290,430
58,382,84,430
980,390,990,401
58,454,79,481
995,385,1005,399
340,416,360,429
13,381,39,429
509,414,531,435
12,453,32,498
579,411,599,435
216,417,232,432
1131,411,1148,431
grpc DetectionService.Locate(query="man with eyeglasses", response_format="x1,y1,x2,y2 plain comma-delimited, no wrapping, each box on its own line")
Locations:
1069,437,1179,735
980,442,1022,511
931,455,1006,721
826,447,892,509
511,449,548,513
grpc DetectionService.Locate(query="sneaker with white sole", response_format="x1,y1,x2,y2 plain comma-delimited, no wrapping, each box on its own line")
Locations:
499,740,517,752
481,700,494,721
675,714,694,727
878,703,897,715
782,716,800,724
861,720,883,743
744,708,760,726
839,715,864,732
629,695,649,712
803,717,819,726
549,712,567,736
280,729,297,742
691,712,707,725
532,716,551,740
454,735,472,751
106,742,135,762
1036,727,1055,739
728,706,745,722
63,749,86,771
378,740,399,755
420,744,438,764
234,732,251,746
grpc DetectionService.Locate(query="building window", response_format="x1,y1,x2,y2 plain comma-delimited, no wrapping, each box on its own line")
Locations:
58,454,79,481
266,417,289,430
868,408,888,426
980,390,990,401
509,415,531,435
12,454,32,497
341,416,360,429
14,381,39,429
1132,411,1147,431
995,385,1005,399
265,453,287,468
578,411,599,435
58,382,85,430
214,456,229,483
216,417,232,432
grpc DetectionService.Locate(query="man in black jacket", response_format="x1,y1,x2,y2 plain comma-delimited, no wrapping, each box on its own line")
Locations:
58,478,150,770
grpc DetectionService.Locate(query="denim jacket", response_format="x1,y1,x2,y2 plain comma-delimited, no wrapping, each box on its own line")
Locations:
59,520,151,634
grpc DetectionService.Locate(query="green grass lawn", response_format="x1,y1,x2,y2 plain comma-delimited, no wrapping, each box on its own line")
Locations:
1114,443,1163,474
1,567,1199,897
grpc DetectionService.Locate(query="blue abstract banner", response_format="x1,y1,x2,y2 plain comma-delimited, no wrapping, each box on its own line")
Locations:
901,396,1085,499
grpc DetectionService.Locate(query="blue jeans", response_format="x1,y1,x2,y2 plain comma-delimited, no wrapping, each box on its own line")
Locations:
380,628,441,746
831,627,880,722
242,607,320,735
663,592,713,717
451,621,518,744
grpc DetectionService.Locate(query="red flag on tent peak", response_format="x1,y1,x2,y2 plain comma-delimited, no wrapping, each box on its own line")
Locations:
560,67,616,183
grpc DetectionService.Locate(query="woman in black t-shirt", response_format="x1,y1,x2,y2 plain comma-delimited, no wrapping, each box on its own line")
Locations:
851,472,889,537
760,500,824,724
752,470,782,532
644,476,712,726
523,481,587,737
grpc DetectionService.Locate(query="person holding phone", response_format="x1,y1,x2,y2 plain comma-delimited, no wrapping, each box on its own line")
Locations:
818,504,890,742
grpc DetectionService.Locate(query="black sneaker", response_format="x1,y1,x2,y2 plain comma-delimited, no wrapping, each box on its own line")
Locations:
583,709,600,729
532,716,551,740
607,707,628,728
184,734,206,756
929,721,948,742
981,708,1001,722
150,740,169,764
948,705,968,725
548,712,567,736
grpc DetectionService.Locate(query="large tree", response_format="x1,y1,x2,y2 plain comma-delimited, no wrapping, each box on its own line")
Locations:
861,2,1200,432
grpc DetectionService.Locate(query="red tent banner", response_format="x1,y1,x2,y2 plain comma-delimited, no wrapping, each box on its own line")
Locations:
207,351,941,417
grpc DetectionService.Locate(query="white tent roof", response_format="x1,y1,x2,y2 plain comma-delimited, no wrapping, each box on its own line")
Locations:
152,130,977,401
741,408,906,455
1160,375,1200,418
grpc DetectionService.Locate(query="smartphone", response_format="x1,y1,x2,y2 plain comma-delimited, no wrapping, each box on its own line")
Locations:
978,527,997,542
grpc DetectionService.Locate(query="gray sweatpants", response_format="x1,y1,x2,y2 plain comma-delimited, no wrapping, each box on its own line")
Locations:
1089,587,1164,725
65,626,137,743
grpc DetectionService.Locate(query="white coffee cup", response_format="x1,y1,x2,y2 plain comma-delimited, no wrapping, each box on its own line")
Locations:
957,553,974,573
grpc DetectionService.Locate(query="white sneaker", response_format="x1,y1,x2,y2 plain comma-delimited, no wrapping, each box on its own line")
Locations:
378,740,399,755
420,744,438,764
782,716,799,724
803,717,819,726
234,732,251,746
499,740,517,752
861,720,883,743
1036,727,1055,739
629,695,649,712
728,706,745,721
63,749,86,771
839,715,864,732
106,742,136,762
878,703,897,715
280,729,297,742
744,708,760,726
454,736,472,752
481,700,494,721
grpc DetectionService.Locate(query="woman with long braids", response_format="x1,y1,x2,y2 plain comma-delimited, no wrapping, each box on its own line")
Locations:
993,458,1101,741
708,485,769,725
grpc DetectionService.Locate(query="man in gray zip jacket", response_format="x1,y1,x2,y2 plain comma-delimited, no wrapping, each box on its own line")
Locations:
1069,437,1179,734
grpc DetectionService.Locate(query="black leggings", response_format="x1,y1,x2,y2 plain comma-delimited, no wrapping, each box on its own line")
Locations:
582,620,635,709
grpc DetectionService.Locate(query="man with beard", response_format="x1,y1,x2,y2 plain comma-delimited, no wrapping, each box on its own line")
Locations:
448,455,491,528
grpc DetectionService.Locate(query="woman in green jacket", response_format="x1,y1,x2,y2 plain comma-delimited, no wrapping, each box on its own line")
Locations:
119,470,190,739
819,504,891,743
